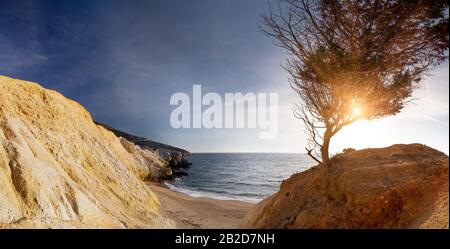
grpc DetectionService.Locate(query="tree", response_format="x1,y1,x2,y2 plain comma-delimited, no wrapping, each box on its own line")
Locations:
262,0,449,165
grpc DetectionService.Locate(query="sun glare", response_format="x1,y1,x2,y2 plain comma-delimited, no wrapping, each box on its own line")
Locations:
352,106,362,117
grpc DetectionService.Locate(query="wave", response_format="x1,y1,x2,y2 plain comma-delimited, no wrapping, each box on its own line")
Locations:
167,153,314,203
219,181,277,188
165,183,262,203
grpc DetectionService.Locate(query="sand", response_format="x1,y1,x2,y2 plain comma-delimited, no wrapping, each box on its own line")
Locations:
148,183,254,228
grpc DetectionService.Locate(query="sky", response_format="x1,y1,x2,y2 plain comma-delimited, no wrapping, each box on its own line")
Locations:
0,0,448,154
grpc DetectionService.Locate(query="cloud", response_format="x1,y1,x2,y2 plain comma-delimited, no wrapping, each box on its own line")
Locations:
398,64,449,125
1,1,447,153
0,34,47,73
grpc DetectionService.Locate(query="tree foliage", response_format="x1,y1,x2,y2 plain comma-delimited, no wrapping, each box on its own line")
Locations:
263,0,449,165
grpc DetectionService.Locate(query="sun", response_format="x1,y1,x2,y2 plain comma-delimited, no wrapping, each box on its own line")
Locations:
352,106,362,117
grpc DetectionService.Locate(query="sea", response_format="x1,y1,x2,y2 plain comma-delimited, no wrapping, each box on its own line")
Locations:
166,153,315,203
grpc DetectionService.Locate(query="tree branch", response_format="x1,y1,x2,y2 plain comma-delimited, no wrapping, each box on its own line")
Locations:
306,147,322,164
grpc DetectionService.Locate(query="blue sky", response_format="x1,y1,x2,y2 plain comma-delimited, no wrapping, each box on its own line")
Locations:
1,0,448,153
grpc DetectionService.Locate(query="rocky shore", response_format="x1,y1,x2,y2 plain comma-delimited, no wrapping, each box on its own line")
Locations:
95,122,192,181
0,75,250,229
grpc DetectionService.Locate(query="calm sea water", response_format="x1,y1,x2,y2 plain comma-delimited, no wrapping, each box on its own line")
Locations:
166,153,314,203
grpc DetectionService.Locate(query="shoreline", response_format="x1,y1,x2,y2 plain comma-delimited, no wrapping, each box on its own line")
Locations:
147,182,254,228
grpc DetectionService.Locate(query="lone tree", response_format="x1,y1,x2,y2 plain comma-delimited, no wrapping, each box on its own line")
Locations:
263,0,448,165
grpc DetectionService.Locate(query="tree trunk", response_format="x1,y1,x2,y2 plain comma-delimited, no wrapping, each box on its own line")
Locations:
321,129,332,166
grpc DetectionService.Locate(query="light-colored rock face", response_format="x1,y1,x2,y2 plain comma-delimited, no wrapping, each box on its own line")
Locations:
0,75,174,228
119,137,173,181
240,144,449,229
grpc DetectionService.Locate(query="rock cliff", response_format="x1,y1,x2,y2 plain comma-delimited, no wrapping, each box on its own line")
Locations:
240,144,449,228
96,122,192,178
95,121,191,156
0,75,174,228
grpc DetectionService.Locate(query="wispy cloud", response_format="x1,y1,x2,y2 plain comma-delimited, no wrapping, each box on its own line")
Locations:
0,0,447,153
0,34,47,73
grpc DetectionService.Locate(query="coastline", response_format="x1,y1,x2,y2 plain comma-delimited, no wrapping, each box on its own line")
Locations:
147,182,254,228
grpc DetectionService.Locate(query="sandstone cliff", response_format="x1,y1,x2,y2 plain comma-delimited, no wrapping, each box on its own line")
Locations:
95,121,191,156
240,144,449,228
96,122,192,178
0,75,174,228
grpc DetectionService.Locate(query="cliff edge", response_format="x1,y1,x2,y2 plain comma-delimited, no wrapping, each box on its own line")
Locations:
240,144,449,228
95,122,192,178
95,121,191,156
0,75,174,228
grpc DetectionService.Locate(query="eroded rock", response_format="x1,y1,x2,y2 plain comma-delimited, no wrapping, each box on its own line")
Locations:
0,75,174,228
240,144,449,228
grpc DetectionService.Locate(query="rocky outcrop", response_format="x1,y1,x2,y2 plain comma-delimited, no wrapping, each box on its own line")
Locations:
95,121,191,156
95,122,192,179
159,150,191,169
240,144,449,228
0,75,174,228
119,138,174,181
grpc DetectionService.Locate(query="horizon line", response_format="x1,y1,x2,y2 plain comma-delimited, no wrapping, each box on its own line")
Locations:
188,151,307,154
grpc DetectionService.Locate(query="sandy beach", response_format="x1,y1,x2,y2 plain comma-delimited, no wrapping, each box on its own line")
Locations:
148,183,254,228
